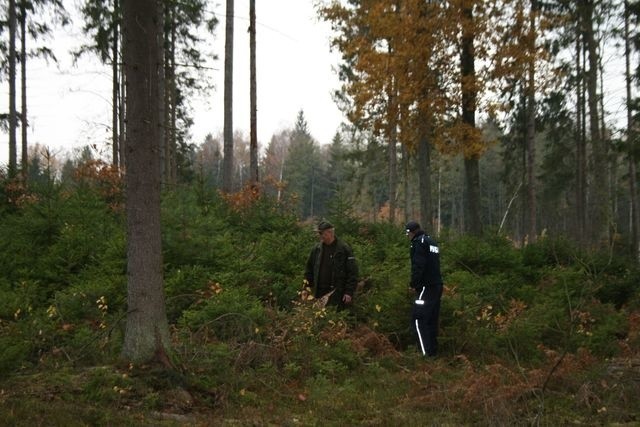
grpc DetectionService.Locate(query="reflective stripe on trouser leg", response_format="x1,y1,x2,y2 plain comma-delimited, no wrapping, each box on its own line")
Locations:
415,319,427,356
414,285,427,355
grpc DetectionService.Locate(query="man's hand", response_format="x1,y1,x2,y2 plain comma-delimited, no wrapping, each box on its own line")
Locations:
342,294,352,304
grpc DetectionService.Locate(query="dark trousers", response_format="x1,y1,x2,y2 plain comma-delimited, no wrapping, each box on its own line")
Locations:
412,284,443,357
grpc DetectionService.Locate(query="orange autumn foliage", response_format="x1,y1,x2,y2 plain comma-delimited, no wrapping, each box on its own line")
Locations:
220,183,263,214
73,160,124,212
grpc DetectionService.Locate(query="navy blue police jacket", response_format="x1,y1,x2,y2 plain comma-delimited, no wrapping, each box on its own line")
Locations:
410,230,443,290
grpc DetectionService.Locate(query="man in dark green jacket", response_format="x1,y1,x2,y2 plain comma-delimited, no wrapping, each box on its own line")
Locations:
304,221,358,309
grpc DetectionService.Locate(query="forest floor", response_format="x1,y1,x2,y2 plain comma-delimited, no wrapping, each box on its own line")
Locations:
2,353,640,426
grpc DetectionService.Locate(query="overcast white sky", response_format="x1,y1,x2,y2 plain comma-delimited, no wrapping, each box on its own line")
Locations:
1,1,633,168
0,0,345,166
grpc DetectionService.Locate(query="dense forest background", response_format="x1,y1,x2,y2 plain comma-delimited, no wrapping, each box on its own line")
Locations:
1,0,640,424
1,0,639,251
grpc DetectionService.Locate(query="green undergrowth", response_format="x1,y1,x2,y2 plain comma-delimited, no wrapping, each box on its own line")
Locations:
1,173,639,425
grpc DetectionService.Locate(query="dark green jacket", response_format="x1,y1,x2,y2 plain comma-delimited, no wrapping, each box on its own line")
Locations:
304,237,358,303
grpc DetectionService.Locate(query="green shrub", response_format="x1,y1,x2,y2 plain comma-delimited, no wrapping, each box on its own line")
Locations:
81,366,132,403
53,274,125,326
595,265,640,309
45,271,125,363
253,231,308,278
574,301,627,357
354,279,413,349
0,335,31,374
446,234,521,276
521,237,581,268
0,279,41,320
165,265,215,323
179,285,265,341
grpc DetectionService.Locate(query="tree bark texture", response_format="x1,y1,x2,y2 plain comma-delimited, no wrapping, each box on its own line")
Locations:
402,143,410,222
249,0,259,185
461,2,482,236
119,63,127,169
9,0,18,177
169,12,177,185
222,0,235,192
417,114,432,232
583,0,608,246
525,0,538,244
625,0,640,262
387,84,398,225
112,0,120,168
20,0,27,177
121,0,171,364
575,26,587,244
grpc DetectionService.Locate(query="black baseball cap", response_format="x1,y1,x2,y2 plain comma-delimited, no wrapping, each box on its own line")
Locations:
405,221,420,234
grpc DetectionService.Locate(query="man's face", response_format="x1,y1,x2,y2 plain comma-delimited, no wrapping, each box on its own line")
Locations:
318,228,335,245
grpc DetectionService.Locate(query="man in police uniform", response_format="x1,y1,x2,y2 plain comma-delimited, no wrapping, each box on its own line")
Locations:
406,221,443,357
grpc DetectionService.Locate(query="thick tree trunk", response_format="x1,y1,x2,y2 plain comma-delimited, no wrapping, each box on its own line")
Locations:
222,0,235,192
121,0,171,364
249,0,259,185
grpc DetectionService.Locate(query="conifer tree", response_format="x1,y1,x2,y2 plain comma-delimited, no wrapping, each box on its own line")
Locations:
8,0,17,178
222,0,234,192
283,111,323,218
121,0,171,364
